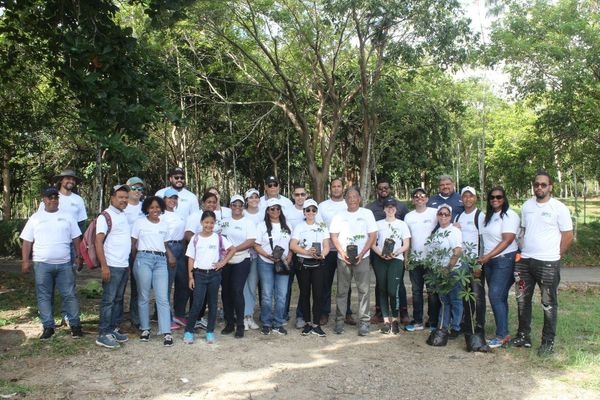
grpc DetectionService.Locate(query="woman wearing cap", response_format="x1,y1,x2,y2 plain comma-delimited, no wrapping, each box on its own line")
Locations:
478,186,520,349
371,198,411,334
242,188,262,330
219,195,257,338
131,196,177,347
289,199,330,336
254,198,293,335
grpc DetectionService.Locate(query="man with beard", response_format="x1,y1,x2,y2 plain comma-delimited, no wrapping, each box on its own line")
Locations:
427,174,464,219
155,167,199,218
39,169,87,231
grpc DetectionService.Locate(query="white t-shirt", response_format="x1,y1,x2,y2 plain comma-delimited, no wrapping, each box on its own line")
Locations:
286,206,306,231
521,197,573,261
404,207,438,261
255,222,292,263
291,221,330,259
455,209,485,257
124,202,144,226
131,218,168,252
221,216,257,263
259,194,294,216
481,209,520,257
97,206,131,268
185,209,228,235
426,225,463,267
37,192,87,223
186,232,233,270
155,187,200,217
243,209,263,226
161,210,186,241
318,198,347,228
20,210,81,264
329,207,378,261
374,219,411,260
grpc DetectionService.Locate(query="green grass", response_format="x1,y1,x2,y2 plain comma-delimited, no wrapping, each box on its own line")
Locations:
0,379,31,396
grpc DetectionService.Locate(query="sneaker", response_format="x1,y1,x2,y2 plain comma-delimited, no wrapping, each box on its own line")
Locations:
173,316,188,326
510,333,532,348
296,317,306,329
235,325,244,339
404,323,424,332
112,329,129,343
170,321,180,330
380,323,391,334
70,325,83,339
40,327,55,341
334,321,345,335
195,317,208,330
261,326,272,335
272,326,288,335
301,324,313,336
538,340,554,357
183,331,194,344
221,323,235,335
96,334,119,349
246,317,260,330
358,323,370,336
206,332,216,344
311,325,327,337
487,336,509,349
448,329,461,339
139,329,150,342
391,321,400,335
163,334,174,347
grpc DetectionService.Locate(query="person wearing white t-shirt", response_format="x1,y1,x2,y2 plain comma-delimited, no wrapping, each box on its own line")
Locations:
38,169,87,229
511,171,573,356
95,184,133,349
155,167,200,218
404,188,439,332
329,187,377,336
21,187,83,341
479,186,520,348
242,188,262,330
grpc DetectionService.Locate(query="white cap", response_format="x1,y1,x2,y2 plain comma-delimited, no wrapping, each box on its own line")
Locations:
266,198,282,208
245,188,260,199
303,199,318,210
461,186,477,196
437,204,452,213
230,194,244,205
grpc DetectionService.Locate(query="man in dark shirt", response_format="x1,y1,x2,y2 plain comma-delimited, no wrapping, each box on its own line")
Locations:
426,174,464,219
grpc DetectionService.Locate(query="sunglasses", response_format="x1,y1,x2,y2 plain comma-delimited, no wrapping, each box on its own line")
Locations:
489,195,504,201
304,207,317,213
267,182,279,188
268,206,281,212
412,194,426,199
172,176,185,181
437,212,450,217
533,182,549,188
293,192,307,197
130,186,144,191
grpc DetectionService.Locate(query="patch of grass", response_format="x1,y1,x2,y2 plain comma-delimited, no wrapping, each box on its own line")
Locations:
0,379,31,396
562,221,600,267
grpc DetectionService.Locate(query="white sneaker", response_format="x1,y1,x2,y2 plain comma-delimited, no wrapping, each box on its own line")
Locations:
247,317,259,330
194,317,208,330
244,317,250,331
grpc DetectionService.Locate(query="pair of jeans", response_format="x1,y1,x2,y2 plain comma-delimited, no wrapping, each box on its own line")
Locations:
335,257,370,324
170,242,190,319
409,263,440,326
485,251,516,338
321,251,352,318
463,268,486,333
221,258,251,327
98,266,129,335
128,254,139,326
297,262,325,325
439,272,464,331
33,262,80,328
372,256,404,318
133,252,171,335
243,257,258,317
515,258,561,342
257,258,289,328
185,269,222,333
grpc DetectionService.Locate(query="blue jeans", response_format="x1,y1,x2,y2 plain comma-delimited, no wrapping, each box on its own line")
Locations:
134,252,171,334
243,257,258,316
257,258,289,328
439,272,463,331
185,269,222,333
485,251,516,338
99,266,129,335
169,242,190,319
284,255,302,320
128,255,139,326
33,262,80,328
409,264,440,326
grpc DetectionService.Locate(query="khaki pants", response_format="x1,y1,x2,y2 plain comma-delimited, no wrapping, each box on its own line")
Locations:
335,257,371,324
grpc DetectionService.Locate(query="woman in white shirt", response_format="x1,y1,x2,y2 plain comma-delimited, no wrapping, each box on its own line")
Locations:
242,188,262,330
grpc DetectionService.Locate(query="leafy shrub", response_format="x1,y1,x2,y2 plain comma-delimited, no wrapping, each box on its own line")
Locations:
0,219,27,258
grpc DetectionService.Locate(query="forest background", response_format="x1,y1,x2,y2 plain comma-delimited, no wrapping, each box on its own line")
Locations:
1,0,599,224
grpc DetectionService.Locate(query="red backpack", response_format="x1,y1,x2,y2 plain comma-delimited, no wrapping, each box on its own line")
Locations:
79,211,112,270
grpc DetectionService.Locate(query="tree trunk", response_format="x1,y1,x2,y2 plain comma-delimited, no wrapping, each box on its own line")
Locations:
2,151,11,220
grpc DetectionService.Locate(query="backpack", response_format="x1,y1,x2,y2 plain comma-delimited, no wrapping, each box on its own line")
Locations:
192,232,227,260
79,211,112,270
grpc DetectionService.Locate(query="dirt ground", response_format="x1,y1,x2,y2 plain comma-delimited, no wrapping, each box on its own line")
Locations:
1,262,599,400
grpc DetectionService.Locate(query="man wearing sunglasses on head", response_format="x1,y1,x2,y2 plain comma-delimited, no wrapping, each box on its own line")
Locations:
259,175,293,215
155,167,200,218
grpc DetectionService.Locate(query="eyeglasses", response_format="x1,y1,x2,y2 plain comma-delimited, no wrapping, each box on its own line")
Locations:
489,195,504,201
268,206,281,212
304,207,317,213
293,192,307,197
437,212,450,217
231,203,243,208
377,186,390,191
267,183,279,188
412,194,426,199
172,176,185,181
130,186,144,191
533,182,549,188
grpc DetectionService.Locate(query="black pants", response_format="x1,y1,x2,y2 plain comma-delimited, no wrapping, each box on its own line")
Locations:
298,263,326,325
409,263,440,326
321,251,352,318
221,258,251,327
463,268,486,333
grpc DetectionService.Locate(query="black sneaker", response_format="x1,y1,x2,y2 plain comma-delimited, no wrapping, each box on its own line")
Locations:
380,323,391,334
163,334,174,347
70,325,83,339
311,325,326,337
510,333,532,348
221,323,235,335
391,321,400,335
301,324,313,336
40,327,55,341
272,326,288,335
448,329,461,339
537,340,554,357
235,325,244,338
140,329,150,342
261,326,271,335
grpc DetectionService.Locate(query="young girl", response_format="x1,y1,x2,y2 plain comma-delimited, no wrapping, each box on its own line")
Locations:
183,211,235,344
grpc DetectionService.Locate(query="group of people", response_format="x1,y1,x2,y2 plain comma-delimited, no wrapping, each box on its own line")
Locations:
20,168,573,357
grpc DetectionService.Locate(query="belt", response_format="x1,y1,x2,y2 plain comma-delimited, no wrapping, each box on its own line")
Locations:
193,268,220,274
139,250,166,256
300,258,322,267
166,240,183,244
